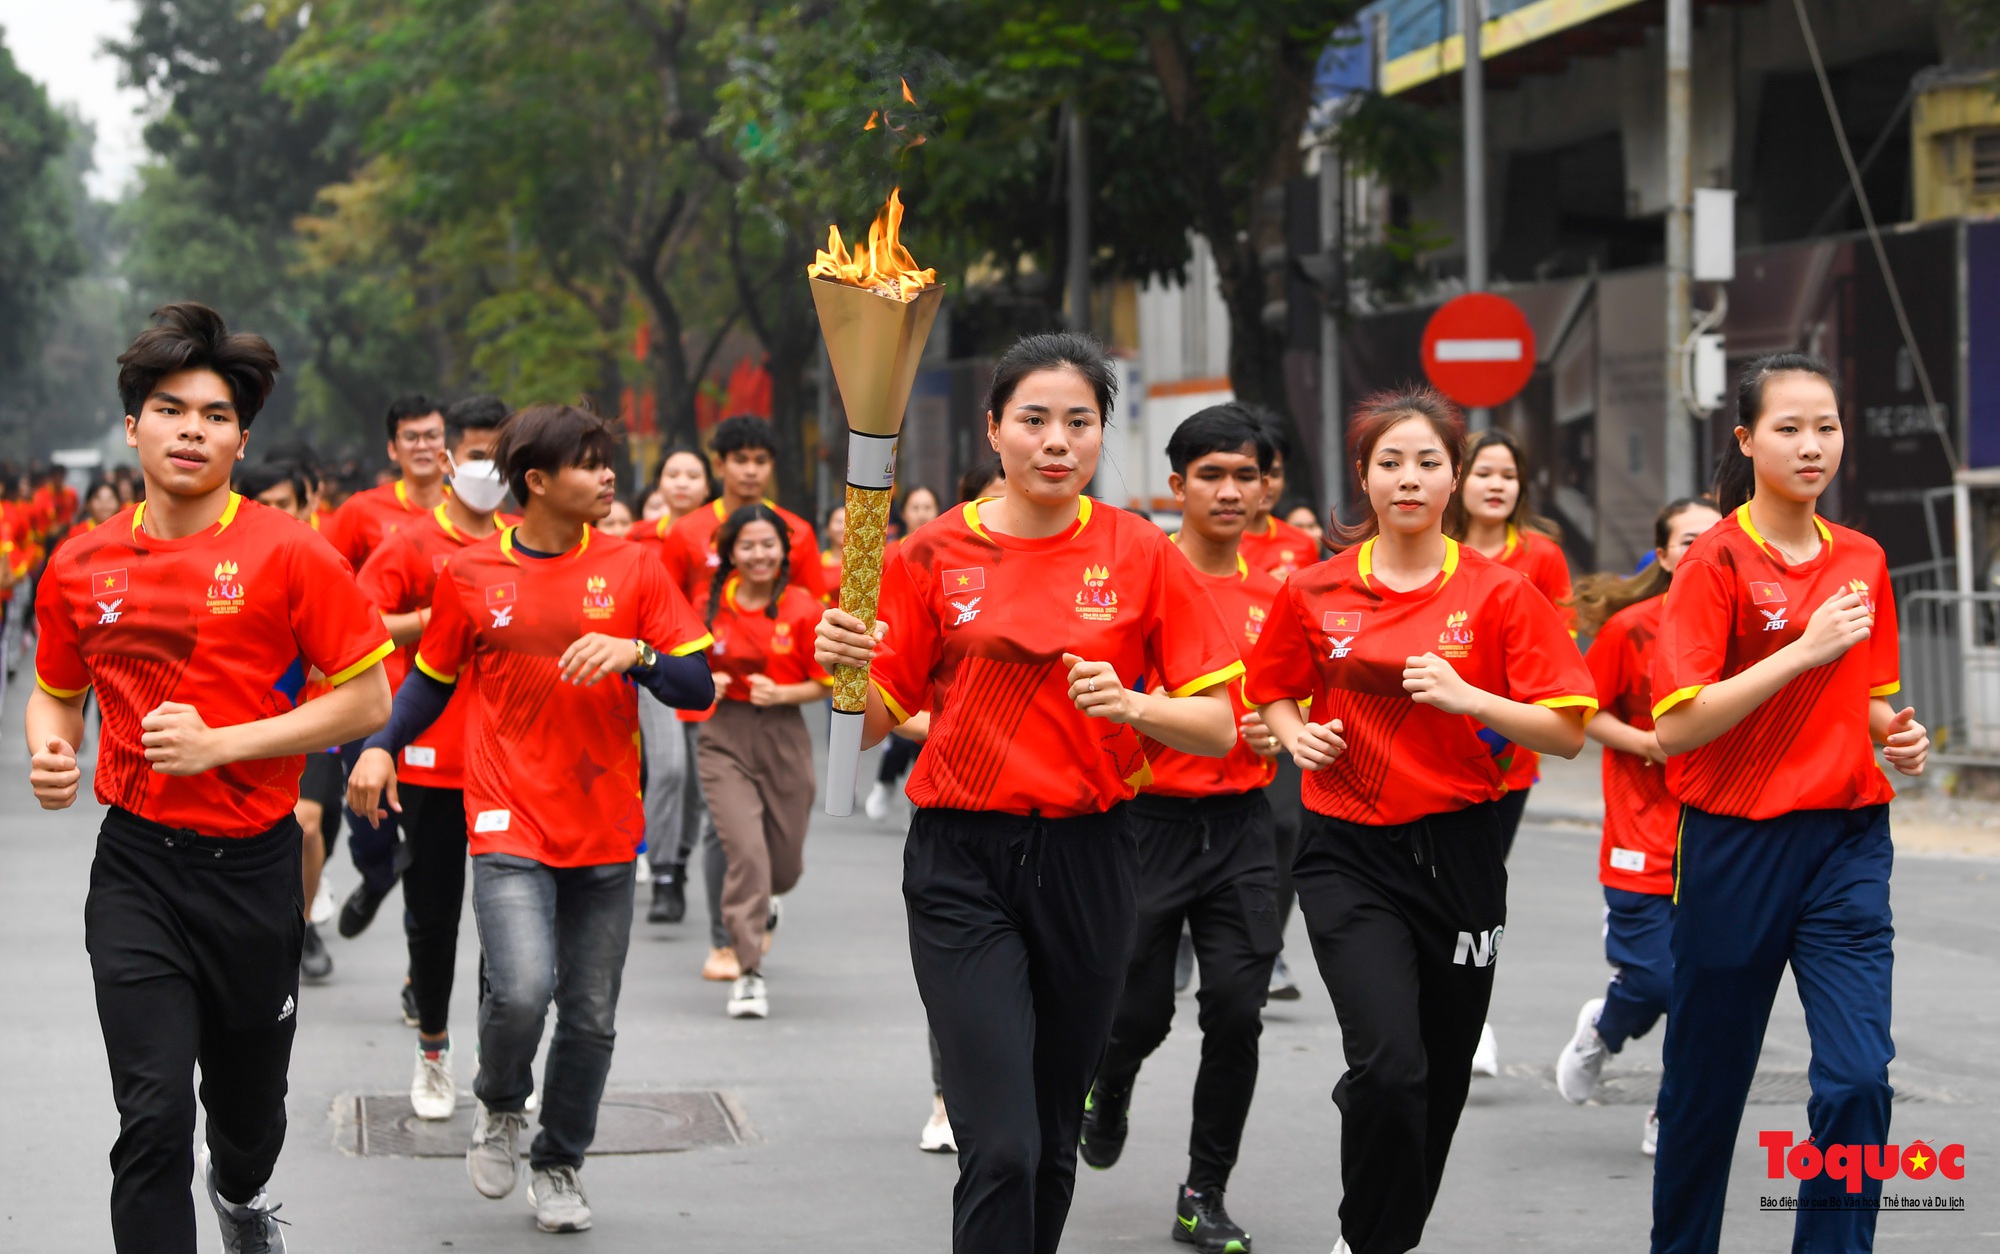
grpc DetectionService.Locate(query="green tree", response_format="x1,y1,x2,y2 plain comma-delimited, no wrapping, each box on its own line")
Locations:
0,28,86,380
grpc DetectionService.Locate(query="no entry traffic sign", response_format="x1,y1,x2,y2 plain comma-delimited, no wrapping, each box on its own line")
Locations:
1420,293,1536,409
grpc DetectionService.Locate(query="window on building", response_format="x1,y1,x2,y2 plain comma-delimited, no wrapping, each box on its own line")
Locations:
1974,131,2000,196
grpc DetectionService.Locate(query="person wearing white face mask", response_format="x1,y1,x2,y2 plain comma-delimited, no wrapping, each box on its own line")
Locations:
347,395,509,1118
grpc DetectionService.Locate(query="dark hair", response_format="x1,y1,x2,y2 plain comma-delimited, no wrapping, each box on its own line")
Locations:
116,302,281,429
1571,497,1720,637
957,453,1004,504
1444,428,1561,543
1167,404,1275,475
445,394,509,444
654,445,716,504
1334,384,1467,546
1247,406,1294,468
707,503,792,626
260,441,323,485
235,460,311,509
385,393,445,442
710,415,779,459
85,478,118,503
492,405,619,504
985,331,1117,424
1713,352,1841,514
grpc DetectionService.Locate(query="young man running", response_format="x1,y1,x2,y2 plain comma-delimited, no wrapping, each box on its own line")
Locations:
350,395,508,1118
1079,407,1286,1253
349,404,715,1233
28,302,393,1253
327,394,450,937
635,414,822,979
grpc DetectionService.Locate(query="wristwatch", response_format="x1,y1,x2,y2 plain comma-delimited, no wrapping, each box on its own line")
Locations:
633,638,658,669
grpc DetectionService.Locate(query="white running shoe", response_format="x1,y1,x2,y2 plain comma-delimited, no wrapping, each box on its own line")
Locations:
1471,1021,1499,1077
1642,1107,1659,1157
411,1041,456,1120
1556,997,1609,1104
1330,1239,1352,1254
197,1143,288,1253
309,876,335,926
529,1165,593,1233
864,781,892,821
920,1094,957,1153
635,851,652,882
728,971,769,1019
467,1103,527,1199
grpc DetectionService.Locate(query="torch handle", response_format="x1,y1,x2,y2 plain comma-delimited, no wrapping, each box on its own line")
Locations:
831,482,894,713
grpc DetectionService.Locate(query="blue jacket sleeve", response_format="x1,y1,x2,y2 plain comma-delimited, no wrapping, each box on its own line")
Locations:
362,670,455,758
632,649,715,712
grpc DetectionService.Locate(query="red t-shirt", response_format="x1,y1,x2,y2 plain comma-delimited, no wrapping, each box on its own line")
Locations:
414,526,713,865
1586,596,1675,895
644,498,825,608
707,579,833,703
871,499,1245,817
1245,537,1597,826
1239,515,1320,582
1652,506,1899,819
355,505,488,789
35,494,394,837
328,480,430,570
1142,552,1283,798
1489,524,1575,792
820,548,843,603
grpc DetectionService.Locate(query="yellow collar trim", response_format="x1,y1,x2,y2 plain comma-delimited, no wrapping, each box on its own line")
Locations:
1503,523,1519,559
133,492,242,537
1735,503,1832,559
432,502,461,541
961,495,1093,544
1357,535,1459,589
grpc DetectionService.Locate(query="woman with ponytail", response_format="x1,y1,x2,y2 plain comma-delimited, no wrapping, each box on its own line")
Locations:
1550,496,1721,1157
1648,354,1929,1253
697,504,832,1020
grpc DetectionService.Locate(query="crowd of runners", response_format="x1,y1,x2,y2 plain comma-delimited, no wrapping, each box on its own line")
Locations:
20,302,1928,1254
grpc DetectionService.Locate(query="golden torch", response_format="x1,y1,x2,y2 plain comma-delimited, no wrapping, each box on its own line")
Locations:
809,188,945,816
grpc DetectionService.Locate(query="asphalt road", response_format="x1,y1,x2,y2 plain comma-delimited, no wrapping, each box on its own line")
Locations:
1,685,1993,1251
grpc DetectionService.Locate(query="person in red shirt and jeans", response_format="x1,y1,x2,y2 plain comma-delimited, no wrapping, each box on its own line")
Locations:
27,303,393,1254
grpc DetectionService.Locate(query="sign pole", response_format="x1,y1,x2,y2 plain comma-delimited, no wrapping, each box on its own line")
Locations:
1664,0,1695,498
1461,0,1490,430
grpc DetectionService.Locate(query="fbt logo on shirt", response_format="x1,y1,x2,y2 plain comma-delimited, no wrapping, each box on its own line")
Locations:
1751,580,1788,631
93,567,129,624
206,561,246,615
486,582,517,628
583,575,616,620
1322,610,1364,659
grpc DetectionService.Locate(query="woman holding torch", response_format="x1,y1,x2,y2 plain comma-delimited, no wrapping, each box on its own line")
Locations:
815,332,1243,1254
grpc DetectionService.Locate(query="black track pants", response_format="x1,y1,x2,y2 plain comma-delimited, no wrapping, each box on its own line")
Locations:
906,806,1137,1254
1096,790,1280,1193
1293,802,1508,1254
87,807,303,1254
1267,757,1304,932
398,782,468,1036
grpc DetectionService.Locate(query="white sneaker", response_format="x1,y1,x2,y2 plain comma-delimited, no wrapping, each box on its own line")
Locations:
309,876,335,926
528,1165,592,1233
1471,1021,1499,1077
411,1041,456,1120
198,1143,288,1253
728,971,769,1019
919,1094,956,1153
1642,1107,1659,1157
864,781,892,821
1330,1239,1353,1254
635,851,652,882
467,1103,527,1199
1555,997,1608,1104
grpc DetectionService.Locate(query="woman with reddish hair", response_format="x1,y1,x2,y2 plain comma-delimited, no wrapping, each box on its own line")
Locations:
1248,386,1596,1254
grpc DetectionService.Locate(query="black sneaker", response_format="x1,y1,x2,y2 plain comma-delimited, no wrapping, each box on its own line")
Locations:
300,923,333,982
400,979,420,1028
648,867,687,924
338,880,389,939
1077,1081,1130,1169
1174,1184,1251,1253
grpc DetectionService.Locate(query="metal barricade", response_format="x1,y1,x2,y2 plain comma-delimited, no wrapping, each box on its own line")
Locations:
1899,590,2000,764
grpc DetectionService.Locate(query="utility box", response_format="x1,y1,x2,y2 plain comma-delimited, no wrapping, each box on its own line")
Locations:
1692,189,1736,283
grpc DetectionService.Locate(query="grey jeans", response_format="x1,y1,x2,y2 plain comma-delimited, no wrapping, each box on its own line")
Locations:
637,700,729,948
472,853,635,1170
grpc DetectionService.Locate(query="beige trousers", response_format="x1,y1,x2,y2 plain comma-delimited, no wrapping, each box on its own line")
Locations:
695,700,816,972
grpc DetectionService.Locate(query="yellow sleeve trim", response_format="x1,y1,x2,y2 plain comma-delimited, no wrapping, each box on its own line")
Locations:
1169,659,1246,699
873,679,914,726
413,652,457,684
35,673,89,699
1536,694,1599,712
814,674,836,686
667,632,714,658
327,640,396,687
1869,681,1901,698
1652,684,1704,720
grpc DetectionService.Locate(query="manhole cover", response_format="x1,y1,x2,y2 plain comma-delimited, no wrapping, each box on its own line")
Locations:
1513,1066,1936,1107
339,1090,746,1158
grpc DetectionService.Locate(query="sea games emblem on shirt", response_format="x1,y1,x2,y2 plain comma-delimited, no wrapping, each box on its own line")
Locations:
1323,610,1363,659
206,561,246,614
772,620,796,654
1439,610,1474,658
1244,603,1267,644
583,574,616,620
1074,564,1119,621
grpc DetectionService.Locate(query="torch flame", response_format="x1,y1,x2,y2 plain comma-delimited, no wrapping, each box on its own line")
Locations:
807,187,937,303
